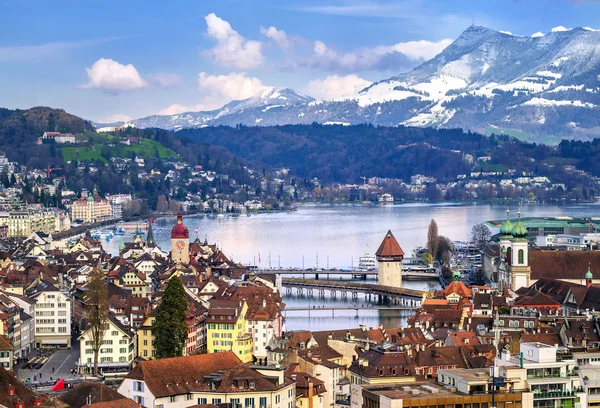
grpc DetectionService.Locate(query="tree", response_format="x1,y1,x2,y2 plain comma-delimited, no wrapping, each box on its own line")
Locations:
471,223,491,249
436,236,454,266
157,194,168,213
423,252,433,266
154,276,188,358
84,266,108,376
427,219,439,259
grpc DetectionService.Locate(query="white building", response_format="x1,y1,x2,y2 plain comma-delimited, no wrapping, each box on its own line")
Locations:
106,194,132,220
496,342,587,408
79,314,136,374
27,280,72,348
118,352,295,408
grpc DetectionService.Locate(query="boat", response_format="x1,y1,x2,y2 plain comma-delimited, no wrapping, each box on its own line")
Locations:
358,247,377,271
217,214,225,218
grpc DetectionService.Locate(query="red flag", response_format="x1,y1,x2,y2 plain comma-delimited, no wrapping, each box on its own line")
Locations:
51,378,65,391
590,220,594,228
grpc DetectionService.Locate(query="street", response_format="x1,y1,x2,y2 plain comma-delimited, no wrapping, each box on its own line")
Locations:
17,344,81,385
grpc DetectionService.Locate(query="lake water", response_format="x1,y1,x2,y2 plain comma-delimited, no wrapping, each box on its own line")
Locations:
101,202,600,331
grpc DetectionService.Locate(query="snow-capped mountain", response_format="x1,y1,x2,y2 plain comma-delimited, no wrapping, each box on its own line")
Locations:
104,26,600,141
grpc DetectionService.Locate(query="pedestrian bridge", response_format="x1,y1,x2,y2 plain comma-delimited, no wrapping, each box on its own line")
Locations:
282,278,425,307
256,268,438,281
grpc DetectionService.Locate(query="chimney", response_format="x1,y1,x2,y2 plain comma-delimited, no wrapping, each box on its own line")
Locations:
308,377,314,408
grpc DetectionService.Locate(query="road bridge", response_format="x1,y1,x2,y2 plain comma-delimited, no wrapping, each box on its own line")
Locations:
284,305,417,317
282,278,425,307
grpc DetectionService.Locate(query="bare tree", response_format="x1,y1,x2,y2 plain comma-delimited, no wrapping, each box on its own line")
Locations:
85,266,108,376
471,223,492,249
427,219,439,260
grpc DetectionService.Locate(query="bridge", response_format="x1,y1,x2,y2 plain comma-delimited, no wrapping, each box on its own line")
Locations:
284,305,417,317
256,268,438,281
282,278,425,307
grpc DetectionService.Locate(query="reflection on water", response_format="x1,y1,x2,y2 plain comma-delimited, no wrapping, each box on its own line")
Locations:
100,202,600,330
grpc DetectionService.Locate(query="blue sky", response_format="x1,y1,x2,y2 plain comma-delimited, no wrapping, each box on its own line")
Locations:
2,0,600,122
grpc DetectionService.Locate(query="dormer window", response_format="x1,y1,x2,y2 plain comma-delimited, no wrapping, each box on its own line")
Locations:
6,386,16,396
14,402,25,408
248,380,256,390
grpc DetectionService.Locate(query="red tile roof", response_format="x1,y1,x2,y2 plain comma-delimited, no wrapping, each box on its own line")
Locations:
375,230,404,258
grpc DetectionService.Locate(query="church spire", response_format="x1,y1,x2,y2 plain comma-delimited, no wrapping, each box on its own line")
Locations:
146,220,154,246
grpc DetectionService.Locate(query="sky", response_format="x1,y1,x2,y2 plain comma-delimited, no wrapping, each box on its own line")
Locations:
2,0,600,123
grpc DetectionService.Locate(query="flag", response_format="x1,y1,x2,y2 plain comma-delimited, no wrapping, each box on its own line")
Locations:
51,378,65,391
258,253,261,264
590,220,594,228
195,227,199,234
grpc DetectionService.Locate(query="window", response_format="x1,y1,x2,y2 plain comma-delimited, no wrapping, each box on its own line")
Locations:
518,249,524,264
260,397,267,407
120,340,128,344
58,327,67,333
185,394,193,401
245,398,254,407
275,395,281,404
212,399,222,405
120,348,127,353
112,330,119,336
168,396,177,403
198,398,207,405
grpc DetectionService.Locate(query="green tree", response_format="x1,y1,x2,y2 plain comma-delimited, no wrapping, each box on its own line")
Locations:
423,252,433,266
84,266,108,376
154,276,188,358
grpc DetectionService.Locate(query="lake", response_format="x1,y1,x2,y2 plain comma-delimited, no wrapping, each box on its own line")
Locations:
101,202,600,331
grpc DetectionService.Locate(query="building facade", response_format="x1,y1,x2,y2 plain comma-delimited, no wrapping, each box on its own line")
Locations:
70,189,111,223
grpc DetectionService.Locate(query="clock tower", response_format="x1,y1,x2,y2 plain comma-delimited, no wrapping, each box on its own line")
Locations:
171,212,190,264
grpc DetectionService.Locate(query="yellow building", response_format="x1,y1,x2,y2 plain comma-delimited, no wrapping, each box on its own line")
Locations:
70,188,112,223
207,299,253,363
6,207,69,237
137,314,156,359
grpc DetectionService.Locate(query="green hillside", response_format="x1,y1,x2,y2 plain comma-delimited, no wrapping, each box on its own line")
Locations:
61,132,180,163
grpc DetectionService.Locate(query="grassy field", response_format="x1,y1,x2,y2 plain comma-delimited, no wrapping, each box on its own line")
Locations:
483,126,533,141
61,134,179,162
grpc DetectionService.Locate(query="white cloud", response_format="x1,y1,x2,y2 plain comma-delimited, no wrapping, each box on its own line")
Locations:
531,32,545,38
198,72,268,106
159,72,270,115
204,13,264,69
303,38,451,73
499,31,513,36
0,37,122,62
82,58,147,93
260,26,290,49
158,103,209,115
304,75,372,100
102,113,133,123
376,39,453,61
149,72,183,88
551,26,570,32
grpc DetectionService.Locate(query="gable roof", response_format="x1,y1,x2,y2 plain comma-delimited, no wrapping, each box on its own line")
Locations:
124,352,242,397
530,250,600,280
59,383,124,408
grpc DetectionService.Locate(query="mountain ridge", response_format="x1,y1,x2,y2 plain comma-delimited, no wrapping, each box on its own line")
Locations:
97,25,600,142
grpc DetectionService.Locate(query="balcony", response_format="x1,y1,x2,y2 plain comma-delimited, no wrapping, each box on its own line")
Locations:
533,390,579,399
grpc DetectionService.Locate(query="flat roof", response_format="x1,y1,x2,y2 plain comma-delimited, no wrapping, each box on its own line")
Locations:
362,381,459,400
486,217,594,228
438,368,490,382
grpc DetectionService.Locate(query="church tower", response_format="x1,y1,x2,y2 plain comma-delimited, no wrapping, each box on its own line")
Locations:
376,230,405,288
171,212,190,264
509,211,531,291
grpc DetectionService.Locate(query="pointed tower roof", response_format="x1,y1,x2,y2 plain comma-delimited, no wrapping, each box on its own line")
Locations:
511,210,528,240
146,221,154,246
500,208,514,238
586,264,593,279
375,230,405,258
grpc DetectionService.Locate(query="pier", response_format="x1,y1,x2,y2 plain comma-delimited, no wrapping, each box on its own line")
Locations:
282,278,425,306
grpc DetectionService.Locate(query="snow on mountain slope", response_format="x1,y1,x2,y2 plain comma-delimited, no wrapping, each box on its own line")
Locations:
101,25,600,141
